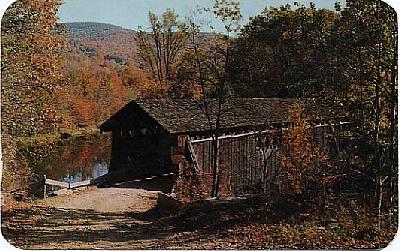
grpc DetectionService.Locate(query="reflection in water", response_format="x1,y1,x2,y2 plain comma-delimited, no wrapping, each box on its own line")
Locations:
36,134,112,182
63,163,109,183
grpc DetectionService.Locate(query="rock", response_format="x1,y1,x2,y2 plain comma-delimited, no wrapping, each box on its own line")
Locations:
53,189,73,196
60,132,72,139
157,192,183,211
12,193,23,201
329,218,338,222
97,182,112,188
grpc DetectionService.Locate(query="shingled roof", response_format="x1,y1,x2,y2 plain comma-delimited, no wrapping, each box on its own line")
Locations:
100,98,298,134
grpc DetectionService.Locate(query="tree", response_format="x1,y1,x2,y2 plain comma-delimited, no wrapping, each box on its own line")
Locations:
1,0,66,136
230,3,339,99
326,0,396,228
1,0,66,202
136,9,188,94
186,0,242,197
226,1,396,220
277,103,330,195
62,48,137,128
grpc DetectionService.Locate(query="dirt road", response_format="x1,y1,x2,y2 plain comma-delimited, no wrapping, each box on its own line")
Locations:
37,186,159,213
1,186,395,249
1,186,222,249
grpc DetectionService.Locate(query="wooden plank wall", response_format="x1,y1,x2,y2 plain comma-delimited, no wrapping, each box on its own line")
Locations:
191,131,280,196
191,125,337,197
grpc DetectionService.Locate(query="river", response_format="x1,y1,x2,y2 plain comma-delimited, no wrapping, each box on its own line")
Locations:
32,132,175,197
35,133,112,184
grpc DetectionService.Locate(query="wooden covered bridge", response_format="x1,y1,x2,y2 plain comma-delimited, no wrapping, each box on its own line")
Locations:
100,98,346,197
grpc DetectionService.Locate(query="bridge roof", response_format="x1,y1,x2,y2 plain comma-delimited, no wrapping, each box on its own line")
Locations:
99,98,337,134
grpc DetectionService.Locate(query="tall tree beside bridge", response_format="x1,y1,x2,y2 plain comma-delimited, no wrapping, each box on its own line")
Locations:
185,0,242,197
136,8,188,94
1,0,66,136
1,0,66,202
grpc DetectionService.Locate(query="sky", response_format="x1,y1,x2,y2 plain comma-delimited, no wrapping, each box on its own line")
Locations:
57,0,345,31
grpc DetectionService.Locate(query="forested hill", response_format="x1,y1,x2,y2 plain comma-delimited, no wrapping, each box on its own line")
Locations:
62,22,136,39
61,22,215,63
61,22,139,64
54,21,152,130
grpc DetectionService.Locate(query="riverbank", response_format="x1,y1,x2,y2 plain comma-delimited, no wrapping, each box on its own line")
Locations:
1,128,106,210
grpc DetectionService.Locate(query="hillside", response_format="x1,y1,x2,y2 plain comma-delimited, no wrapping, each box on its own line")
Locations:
61,22,139,64
61,22,215,65
62,22,136,39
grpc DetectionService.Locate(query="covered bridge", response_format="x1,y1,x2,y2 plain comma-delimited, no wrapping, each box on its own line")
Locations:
100,98,344,196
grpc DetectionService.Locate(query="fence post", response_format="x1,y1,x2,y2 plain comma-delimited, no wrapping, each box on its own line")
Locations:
43,175,47,199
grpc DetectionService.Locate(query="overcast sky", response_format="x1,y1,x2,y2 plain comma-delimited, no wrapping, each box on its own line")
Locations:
57,0,345,31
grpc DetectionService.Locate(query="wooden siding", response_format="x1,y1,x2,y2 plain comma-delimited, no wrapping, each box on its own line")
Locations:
191,131,280,196
190,125,338,197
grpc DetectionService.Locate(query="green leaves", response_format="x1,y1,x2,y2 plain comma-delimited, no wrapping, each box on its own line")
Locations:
231,4,339,98
213,0,242,33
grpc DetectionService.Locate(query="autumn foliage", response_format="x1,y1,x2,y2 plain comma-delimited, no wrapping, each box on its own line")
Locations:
1,0,66,136
277,104,329,195
59,46,162,128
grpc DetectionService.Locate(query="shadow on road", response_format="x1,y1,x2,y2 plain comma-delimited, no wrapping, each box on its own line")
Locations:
109,176,175,194
1,196,303,249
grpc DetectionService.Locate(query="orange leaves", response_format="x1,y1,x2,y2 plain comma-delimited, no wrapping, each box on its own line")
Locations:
277,103,330,195
63,51,153,128
120,63,162,97
2,0,65,136
109,73,127,109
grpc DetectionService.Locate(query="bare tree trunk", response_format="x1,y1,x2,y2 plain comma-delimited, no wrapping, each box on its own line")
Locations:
329,122,341,156
188,0,240,197
374,3,384,226
210,33,233,198
189,26,221,198
388,33,397,220
356,10,365,131
211,137,220,197
154,31,164,89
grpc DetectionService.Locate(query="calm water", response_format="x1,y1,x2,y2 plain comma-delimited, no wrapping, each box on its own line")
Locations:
36,133,112,183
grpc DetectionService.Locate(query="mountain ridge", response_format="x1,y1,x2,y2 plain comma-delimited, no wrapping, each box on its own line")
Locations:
61,22,137,39
61,21,215,65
